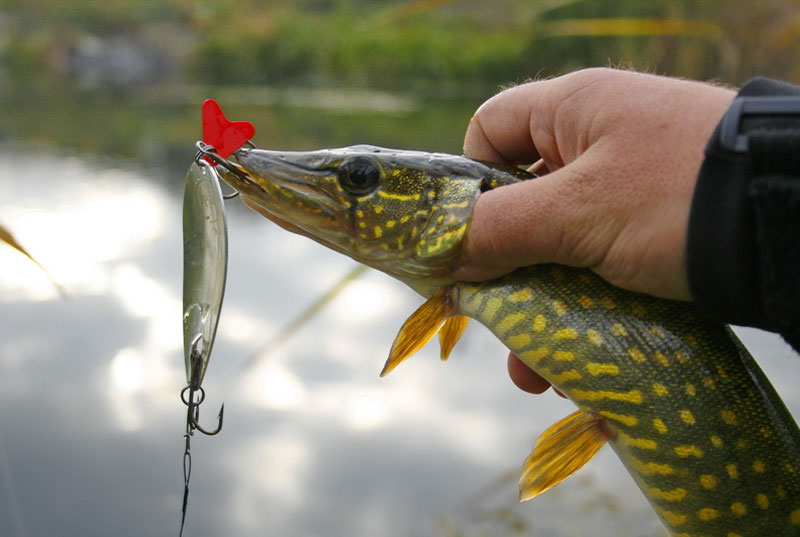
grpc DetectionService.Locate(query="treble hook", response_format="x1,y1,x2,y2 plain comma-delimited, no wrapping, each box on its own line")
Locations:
181,338,224,436
181,386,225,435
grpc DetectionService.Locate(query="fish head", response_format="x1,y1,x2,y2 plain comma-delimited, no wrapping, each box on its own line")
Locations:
218,144,529,290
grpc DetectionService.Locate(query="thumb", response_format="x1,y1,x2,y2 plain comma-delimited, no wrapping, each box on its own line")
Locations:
454,151,608,281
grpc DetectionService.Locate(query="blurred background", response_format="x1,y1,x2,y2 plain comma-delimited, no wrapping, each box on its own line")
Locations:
1,1,800,536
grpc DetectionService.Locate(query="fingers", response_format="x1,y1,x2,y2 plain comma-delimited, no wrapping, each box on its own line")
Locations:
463,80,563,165
507,352,551,394
507,353,566,398
457,72,609,282
528,159,549,176
463,69,609,168
464,85,543,164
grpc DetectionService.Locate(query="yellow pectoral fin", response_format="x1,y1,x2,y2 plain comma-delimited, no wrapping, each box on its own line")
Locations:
438,316,469,361
380,287,458,377
519,410,608,501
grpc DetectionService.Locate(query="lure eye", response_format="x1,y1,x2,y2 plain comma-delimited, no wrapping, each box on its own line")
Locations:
337,156,381,195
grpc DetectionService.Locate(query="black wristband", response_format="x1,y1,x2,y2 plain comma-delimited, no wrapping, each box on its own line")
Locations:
687,77,800,339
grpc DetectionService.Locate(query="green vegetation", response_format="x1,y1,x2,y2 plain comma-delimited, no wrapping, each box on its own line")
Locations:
5,0,800,97
1,0,799,164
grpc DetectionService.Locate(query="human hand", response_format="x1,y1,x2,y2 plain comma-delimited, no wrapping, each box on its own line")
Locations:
457,68,736,393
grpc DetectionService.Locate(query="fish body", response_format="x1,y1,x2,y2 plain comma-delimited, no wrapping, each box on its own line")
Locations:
459,264,800,536
218,144,800,536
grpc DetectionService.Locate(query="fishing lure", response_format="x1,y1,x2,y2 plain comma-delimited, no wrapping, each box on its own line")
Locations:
182,154,227,436
178,100,254,536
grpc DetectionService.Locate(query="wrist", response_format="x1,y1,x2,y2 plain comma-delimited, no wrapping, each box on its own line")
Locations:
687,77,800,329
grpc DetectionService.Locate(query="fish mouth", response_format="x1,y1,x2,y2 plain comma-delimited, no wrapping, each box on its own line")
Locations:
215,147,358,256
217,148,341,220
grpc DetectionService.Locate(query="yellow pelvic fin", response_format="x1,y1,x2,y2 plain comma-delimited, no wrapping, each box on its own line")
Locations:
439,316,469,361
380,287,458,377
519,410,608,501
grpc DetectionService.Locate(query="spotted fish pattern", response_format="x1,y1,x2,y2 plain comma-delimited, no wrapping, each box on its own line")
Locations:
457,264,800,536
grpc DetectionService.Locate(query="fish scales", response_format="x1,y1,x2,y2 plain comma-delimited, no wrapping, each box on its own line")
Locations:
218,144,800,536
459,264,800,535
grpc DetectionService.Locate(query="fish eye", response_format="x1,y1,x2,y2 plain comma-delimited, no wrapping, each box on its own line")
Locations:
337,156,381,195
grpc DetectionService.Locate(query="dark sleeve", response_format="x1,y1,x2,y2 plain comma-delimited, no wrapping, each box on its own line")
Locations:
687,77,800,351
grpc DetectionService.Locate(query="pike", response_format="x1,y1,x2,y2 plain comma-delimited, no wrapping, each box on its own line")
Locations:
217,144,800,536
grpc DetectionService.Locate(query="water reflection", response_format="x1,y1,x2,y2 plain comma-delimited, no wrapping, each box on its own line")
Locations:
1,146,798,537
247,364,308,410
